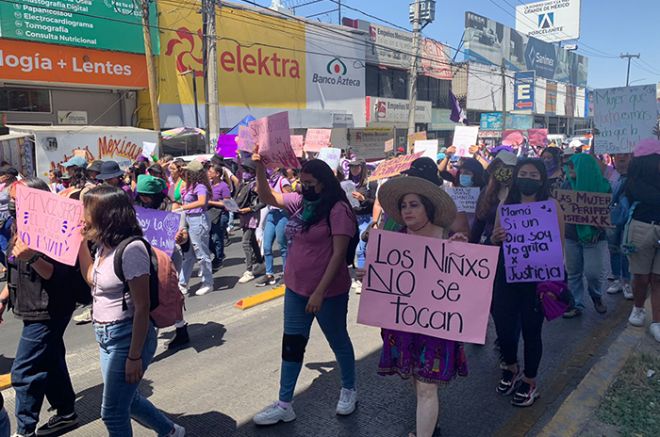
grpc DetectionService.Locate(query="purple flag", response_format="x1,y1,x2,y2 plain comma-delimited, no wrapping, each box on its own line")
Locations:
449,90,463,123
135,206,181,256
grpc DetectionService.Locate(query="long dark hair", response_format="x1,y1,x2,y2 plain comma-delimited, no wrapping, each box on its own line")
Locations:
625,153,660,201
504,158,550,205
476,159,505,220
301,159,354,231
83,185,142,247
184,167,212,197
67,166,87,189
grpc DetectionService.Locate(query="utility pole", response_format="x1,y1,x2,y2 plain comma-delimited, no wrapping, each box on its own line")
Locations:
205,0,220,153
141,0,161,153
406,1,422,146
620,53,640,87
501,61,507,132
337,0,342,25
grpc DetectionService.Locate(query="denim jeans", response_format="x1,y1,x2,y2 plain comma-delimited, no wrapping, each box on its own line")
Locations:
11,315,75,434
279,289,356,402
95,320,173,437
209,212,229,262
607,225,630,281
355,214,371,269
263,209,288,275
180,213,213,288
566,239,607,310
0,408,9,437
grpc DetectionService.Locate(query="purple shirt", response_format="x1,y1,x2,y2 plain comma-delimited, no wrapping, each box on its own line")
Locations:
211,181,231,201
182,183,209,214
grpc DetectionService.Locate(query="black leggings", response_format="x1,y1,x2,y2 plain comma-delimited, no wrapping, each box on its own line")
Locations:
492,263,545,379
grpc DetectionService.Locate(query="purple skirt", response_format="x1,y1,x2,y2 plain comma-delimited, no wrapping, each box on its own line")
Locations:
378,329,468,384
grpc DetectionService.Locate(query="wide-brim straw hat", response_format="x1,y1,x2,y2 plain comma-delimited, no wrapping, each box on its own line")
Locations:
378,176,457,228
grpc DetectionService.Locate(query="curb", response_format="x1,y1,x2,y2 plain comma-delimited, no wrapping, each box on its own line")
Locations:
538,304,648,437
0,373,10,391
234,284,286,310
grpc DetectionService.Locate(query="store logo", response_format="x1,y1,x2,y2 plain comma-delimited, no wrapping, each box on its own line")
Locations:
165,27,204,77
538,13,554,30
327,58,347,75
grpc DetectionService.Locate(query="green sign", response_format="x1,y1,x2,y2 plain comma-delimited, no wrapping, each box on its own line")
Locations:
0,0,160,54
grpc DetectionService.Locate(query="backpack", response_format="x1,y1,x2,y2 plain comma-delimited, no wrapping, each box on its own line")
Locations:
113,237,183,328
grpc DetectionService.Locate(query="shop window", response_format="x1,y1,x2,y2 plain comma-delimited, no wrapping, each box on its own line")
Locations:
416,76,430,101
0,88,51,113
366,65,379,97
391,69,408,100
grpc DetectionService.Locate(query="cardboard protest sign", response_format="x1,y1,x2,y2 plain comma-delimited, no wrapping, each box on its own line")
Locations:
135,206,181,257
249,112,300,169
446,187,480,213
368,152,424,182
304,129,332,152
502,130,525,147
357,230,500,344
414,140,439,160
453,126,479,157
290,135,304,158
223,198,240,213
594,85,658,154
384,138,394,153
500,200,564,283
527,129,548,147
552,189,613,227
236,125,255,153
407,131,427,153
317,147,341,171
15,184,84,266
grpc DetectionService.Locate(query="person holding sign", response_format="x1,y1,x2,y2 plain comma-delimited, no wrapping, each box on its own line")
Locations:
491,159,564,407
347,160,377,271
252,153,358,426
561,154,611,318
356,176,465,437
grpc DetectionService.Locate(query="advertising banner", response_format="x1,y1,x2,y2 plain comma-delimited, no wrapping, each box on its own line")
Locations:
593,85,658,154
349,128,394,159
0,39,148,89
480,113,504,130
420,39,452,80
515,0,581,43
357,230,500,344
546,81,558,114
514,71,535,111
464,11,588,87
0,0,159,54
367,97,432,125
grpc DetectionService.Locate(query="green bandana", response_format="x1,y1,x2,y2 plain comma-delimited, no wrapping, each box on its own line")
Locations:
301,198,321,223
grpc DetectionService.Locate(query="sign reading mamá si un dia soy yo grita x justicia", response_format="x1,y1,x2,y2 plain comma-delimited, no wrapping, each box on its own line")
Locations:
357,230,500,345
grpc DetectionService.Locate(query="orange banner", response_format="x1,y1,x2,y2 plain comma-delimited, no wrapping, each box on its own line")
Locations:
0,39,148,89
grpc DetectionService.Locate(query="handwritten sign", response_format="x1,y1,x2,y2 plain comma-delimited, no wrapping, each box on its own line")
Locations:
223,198,240,213
407,131,427,153
594,85,658,154
341,180,359,208
414,140,439,160
446,187,480,213
15,184,84,266
317,147,341,171
290,135,304,158
135,206,181,257
368,152,424,182
357,230,500,344
453,126,479,157
304,129,332,152
236,125,255,153
502,130,525,147
500,201,564,283
249,112,300,169
527,129,548,148
384,138,394,153
552,189,613,227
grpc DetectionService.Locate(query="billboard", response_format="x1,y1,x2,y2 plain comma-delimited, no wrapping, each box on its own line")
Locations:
0,0,159,54
514,71,535,111
464,11,587,87
366,97,432,124
515,0,581,43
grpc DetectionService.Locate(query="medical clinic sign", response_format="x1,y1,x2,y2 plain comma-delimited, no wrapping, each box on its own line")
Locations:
0,39,148,88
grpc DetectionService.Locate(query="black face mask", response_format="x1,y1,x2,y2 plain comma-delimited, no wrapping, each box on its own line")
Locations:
8,199,16,218
516,177,543,196
301,185,320,201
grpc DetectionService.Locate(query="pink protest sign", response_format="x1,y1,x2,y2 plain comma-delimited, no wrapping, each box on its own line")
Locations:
249,112,300,169
528,129,548,147
500,200,564,283
291,135,304,158
357,230,500,344
304,129,332,152
502,130,525,147
237,125,256,153
15,184,84,266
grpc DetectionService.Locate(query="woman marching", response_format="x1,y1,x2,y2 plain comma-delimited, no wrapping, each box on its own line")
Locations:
359,176,467,437
490,159,565,407
252,151,358,425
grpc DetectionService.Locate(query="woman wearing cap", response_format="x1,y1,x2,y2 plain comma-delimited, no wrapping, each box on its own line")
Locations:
540,147,564,191
490,159,564,407
358,176,466,437
252,154,358,426
624,139,660,342
347,160,377,271
177,160,214,296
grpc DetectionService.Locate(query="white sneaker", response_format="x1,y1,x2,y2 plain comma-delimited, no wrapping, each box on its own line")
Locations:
650,323,660,342
168,424,186,437
195,285,212,296
354,281,362,295
628,307,646,327
238,271,255,284
606,279,622,294
253,402,296,425
178,284,189,296
336,388,358,416
623,284,634,300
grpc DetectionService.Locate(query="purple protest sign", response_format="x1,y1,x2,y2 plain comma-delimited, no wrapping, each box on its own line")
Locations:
216,134,238,159
500,200,564,283
135,206,181,256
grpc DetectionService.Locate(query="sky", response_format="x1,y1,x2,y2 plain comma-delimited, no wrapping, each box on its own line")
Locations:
246,0,660,89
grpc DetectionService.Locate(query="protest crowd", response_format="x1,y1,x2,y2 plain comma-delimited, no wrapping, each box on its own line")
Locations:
0,124,659,437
